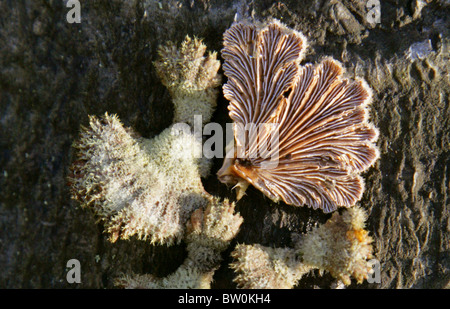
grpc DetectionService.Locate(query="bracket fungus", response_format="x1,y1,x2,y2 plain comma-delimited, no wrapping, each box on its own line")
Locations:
218,20,380,212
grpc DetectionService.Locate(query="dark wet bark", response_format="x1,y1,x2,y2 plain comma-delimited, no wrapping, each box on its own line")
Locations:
0,0,448,288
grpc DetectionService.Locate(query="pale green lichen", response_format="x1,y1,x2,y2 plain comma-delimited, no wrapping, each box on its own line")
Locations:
231,244,312,289
300,205,373,285
69,113,210,245
115,197,243,289
69,36,221,246
69,35,243,289
154,35,221,126
230,207,374,288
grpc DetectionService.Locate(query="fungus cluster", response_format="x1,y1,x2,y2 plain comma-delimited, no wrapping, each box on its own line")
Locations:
230,207,374,288
116,198,243,288
69,114,210,245
69,20,379,289
69,36,242,288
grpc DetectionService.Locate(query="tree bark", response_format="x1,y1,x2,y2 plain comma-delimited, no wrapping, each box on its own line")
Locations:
0,0,448,288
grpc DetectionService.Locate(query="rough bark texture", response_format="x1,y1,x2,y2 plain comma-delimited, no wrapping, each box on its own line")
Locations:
0,0,448,288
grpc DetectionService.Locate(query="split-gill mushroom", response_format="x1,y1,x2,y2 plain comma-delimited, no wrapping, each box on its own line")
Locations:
218,20,379,213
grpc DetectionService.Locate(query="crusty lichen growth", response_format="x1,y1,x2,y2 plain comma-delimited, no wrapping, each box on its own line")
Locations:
69,36,221,246
115,268,213,289
231,244,312,289
69,35,231,288
154,36,221,126
300,205,374,285
230,207,374,288
69,113,209,245
185,197,243,271
115,197,243,288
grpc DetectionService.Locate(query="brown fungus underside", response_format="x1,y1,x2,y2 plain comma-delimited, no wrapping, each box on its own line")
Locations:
217,20,379,213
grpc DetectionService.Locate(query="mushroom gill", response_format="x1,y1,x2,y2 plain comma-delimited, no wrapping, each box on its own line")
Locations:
217,20,379,213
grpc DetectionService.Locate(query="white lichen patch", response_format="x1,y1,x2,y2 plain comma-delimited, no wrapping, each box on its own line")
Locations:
154,36,221,126
230,207,374,288
69,113,210,245
116,197,243,289
300,206,373,285
70,36,222,246
231,244,312,289
406,39,434,61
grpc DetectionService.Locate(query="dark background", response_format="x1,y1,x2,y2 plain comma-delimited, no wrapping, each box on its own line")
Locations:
0,0,448,288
